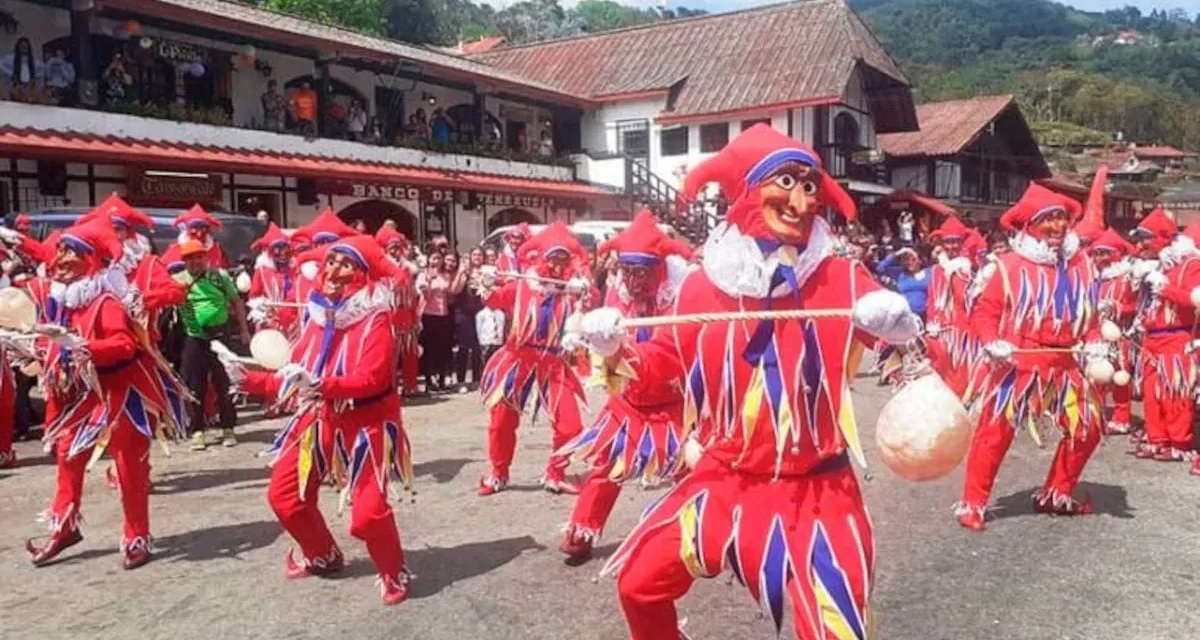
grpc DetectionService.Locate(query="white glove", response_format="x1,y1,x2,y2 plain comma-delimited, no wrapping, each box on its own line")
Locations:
1144,270,1168,294
275,363,319,401
566,276,589,297
246,298,267,325
209,340,247,389
0,227,21,246
1131,259,1160,282
478,265,498,287
1082,341,1110,360
945,256,972,276
984,340,1015,362
580,307,625,357
851,290,922,344
925,322,943,338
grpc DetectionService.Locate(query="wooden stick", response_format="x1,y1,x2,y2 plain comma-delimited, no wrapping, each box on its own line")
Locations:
499,271,571,287
261,301,306,309
620,308,853,328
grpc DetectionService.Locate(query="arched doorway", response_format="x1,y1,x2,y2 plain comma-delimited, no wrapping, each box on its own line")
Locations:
338,200,417,240
486,207,540,233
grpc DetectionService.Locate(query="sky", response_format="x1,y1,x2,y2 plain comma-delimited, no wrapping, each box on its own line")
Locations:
532,0,1197,16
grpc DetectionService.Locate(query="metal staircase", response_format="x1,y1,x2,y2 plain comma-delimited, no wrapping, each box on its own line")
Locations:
625,157,724,245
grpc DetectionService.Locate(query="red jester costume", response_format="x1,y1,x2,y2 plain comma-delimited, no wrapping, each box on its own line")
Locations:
579,125,922,640
375,226,421,395
478,222,595,496
1090,229,1136,436
247,223,300,338
1128,209,1200,464
233,235,415,605
162,205,229,270
557,211,692,562
495,222,531,276
956,184,1106,532
926,216,975,397
23,218,189,569
292,209,361,304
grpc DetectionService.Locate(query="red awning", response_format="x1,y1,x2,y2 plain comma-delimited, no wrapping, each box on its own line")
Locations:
0,127,614,200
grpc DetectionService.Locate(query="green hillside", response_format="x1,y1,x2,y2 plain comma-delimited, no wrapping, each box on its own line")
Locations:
849,0,1200,149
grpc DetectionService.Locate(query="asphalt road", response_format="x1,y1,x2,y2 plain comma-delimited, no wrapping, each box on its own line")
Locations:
1,378,1198,640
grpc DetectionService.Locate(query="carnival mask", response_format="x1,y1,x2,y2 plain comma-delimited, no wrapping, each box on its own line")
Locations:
52,244,88,284
619,262,658,300
756,162,820,244
1028,208,1070,250
321,251,362,300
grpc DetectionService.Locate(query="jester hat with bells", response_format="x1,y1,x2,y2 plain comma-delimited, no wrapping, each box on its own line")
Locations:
504,222,533,244
518,221,588,278
682,124,857,243
998,183,1083,234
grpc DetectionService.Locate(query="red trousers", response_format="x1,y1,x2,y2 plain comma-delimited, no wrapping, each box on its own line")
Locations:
487,393,582,481
567,471,622,538
1141,335,1194,449
928,337,968,398
399,344,419,394
49,421,151,546
613,458,872,640
267,425,405,578
0,363,14,459
960,407,1101,509
1097,382,1133,427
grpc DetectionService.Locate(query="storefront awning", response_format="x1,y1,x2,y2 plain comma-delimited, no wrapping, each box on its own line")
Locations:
0,127,617,200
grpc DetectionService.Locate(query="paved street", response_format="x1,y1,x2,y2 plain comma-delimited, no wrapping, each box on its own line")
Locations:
2,378,1199,640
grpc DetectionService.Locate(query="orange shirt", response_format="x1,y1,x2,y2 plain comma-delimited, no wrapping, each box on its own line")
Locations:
291,88,316,121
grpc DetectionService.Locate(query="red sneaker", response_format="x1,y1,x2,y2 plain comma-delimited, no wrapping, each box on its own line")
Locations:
122,538,153,570
284,547,344,579
956,510,986,532
559,531,595,562
26,529,84,567
542,475,580,495
379,571,414,606
1134,443,1161,459
0,450,18,469
477,474,508,497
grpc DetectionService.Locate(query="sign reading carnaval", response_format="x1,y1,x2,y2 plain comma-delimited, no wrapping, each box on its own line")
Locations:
317,181,583,211
126,170,222,205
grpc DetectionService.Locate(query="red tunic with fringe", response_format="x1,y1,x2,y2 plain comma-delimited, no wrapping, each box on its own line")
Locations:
248,257,299,338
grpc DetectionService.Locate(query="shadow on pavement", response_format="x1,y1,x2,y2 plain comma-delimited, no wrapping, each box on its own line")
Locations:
15,454,54,468
153,467,272,495
990,482,1134,520
340,535,544,597
403,394,451,408
414,458,473,484
155,520,282,562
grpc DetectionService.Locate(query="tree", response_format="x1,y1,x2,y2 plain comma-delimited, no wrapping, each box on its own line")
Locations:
263,0,387,35
494,0,577,43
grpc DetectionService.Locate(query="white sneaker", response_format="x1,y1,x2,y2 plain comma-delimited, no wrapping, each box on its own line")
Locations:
458,385,469,394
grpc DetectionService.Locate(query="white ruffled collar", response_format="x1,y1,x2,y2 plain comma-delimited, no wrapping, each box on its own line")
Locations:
50,272,117,310
1010,231,1080,265
306,285,392,330
1100,260,1131,281
114,238,149,275
701,217,833,298
1159,235,1199,270
254,252,293,272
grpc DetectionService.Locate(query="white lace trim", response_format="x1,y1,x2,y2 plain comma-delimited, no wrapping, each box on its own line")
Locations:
1159,235,1199,270
1009,231,1080,265
114,240,147,276
701,216,833,298
306,285,392,329
1100,260,1131,281
51,272,110,309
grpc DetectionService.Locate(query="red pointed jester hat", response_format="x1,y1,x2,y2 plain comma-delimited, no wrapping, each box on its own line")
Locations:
374,225,410,252
327,234,400,281
1134,207,1177,241
251,223,291,251
79,193,155,230
930,215,969,241
599,210,692,264
294,208,359,247
1090,228,1134,256
998,183,1083,231
504,222,533,242
682,124,856,237
518,221,587,265
58,215,124,275
173,204,222,230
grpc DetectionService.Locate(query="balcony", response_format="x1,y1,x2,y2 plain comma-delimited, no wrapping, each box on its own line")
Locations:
0,99,577,183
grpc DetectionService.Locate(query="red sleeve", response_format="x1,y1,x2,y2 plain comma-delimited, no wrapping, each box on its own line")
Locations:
248,269,267,298
1160,261,1200,309
969,264,1006,345
485,280,518,311
87,298,139,367
242,370,280,398
16,234,51,265
1118,281,1137,321
319,313,396,400
140,257,186,311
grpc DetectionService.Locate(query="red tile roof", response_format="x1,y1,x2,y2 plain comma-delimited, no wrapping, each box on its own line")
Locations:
476,0,912,128
1132,145,1197,159
0,127,614,199
463,36,506,55
102,0,595,109
878,95,1015,157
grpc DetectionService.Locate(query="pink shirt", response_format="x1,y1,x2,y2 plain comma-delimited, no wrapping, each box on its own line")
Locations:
419,269,451,316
